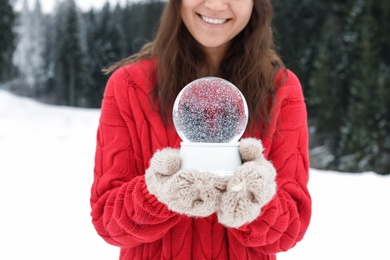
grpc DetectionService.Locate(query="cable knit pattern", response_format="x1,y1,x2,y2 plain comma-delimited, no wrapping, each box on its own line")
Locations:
90,59,312,259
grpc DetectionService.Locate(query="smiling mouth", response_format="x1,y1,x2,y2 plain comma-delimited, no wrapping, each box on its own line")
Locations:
200,15,227,25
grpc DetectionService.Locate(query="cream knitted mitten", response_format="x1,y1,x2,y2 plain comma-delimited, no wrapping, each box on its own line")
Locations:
217,138,277,228
145,148,228,217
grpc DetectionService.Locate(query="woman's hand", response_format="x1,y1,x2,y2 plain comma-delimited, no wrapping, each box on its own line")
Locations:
217,138,277,228
145,138,276,224
145,148,228,217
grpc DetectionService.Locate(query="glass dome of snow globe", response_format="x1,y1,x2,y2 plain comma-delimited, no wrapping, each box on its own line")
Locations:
173,77,248,144
172,77,249,177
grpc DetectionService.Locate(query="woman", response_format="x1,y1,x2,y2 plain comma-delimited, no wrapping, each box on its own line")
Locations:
90,0,312,259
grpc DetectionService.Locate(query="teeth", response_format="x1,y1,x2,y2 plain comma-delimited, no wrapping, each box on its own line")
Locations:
201,15,226,25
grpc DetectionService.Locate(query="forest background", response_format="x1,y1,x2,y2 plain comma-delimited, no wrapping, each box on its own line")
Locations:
1,0,389,174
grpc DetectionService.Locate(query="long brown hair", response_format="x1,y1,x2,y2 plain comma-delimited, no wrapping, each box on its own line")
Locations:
104,0,285,133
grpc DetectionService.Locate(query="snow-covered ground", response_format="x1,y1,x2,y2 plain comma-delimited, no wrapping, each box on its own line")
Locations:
1,89,389,260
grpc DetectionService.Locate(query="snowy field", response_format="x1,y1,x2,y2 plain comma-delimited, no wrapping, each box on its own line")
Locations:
0,89,389,260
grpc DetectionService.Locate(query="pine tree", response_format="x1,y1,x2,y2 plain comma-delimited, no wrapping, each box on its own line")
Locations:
122,0,164,55
0,0,16,82
53,0,85,106
273,0,389,174
41,11,57,100
82,9,99,107
12,0,33,94
30,0,46,96
143,0,165,40
12,0,46,96
83,2,126,107
307,2,351,168
272,0,333,95
339,0,390,174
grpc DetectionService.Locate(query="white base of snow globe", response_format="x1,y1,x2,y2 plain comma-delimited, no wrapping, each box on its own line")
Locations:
179,142,242,177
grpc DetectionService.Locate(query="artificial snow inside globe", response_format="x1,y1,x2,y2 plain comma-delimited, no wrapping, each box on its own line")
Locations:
173,77,248,177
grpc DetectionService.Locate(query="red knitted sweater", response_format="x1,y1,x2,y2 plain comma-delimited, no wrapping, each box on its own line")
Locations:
90,59,311,259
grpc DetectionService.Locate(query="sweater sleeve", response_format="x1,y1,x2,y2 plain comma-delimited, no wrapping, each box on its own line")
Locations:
227,70,312,253
90,67,181,248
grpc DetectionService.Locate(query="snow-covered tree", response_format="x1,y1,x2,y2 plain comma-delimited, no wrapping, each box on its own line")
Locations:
53,0,85,106
83,2,126,107
0,0,16,82
307,2,351,168
12,0,46,95
12,0,33,92
339,0,390,174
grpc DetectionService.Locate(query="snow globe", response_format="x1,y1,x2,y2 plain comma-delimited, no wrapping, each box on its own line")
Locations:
173,77,248,177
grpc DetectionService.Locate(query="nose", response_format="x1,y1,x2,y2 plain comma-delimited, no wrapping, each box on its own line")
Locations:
204,0,228,11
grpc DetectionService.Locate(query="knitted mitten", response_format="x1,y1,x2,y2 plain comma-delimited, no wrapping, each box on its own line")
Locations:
217,138,277,228
145,148,228,217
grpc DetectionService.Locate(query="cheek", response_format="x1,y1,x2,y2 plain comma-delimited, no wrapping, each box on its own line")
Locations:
240,7,254,27
180,2,193,25
233,2,254,23
179,4,185,19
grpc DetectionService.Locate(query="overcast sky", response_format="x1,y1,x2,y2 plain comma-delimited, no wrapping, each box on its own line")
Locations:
13,0,140,13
